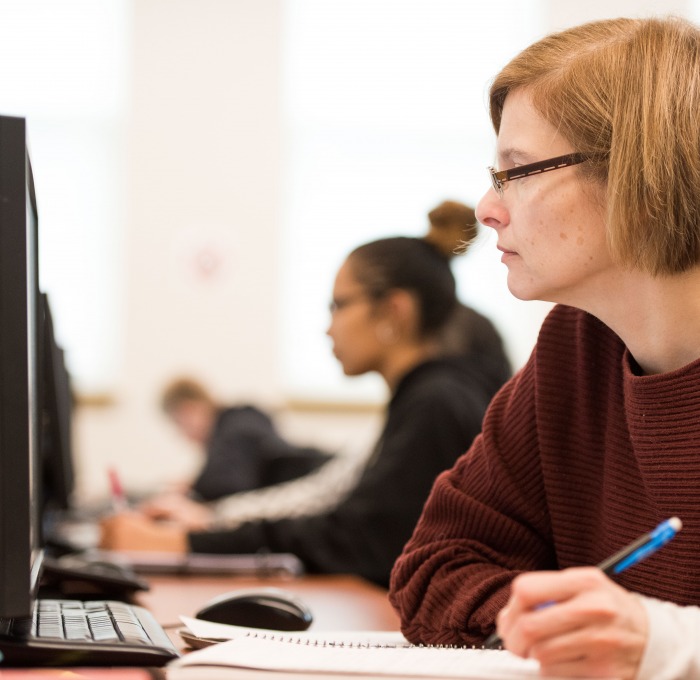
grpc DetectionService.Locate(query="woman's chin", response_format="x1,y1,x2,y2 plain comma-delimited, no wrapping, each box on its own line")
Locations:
506,276,542,302
339,362,365,377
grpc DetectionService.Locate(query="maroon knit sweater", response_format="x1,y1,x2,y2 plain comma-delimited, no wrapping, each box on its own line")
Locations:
389,304,700,646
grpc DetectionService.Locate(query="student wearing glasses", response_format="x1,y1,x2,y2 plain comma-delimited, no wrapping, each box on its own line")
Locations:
389,16,700,680
101,202,511,588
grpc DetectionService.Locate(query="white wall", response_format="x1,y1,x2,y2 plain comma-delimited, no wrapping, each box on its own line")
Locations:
74,0,388,504
76,0,290,502
73,0,694,505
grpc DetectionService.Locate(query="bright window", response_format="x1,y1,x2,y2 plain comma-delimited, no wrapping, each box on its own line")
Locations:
280,0,550,402
0,0,128,395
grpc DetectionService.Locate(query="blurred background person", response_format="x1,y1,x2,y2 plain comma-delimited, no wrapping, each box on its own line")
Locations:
102,201,512,587
156,377,332,502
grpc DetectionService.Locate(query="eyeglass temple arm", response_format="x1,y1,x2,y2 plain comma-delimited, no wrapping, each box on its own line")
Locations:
495,152,589,182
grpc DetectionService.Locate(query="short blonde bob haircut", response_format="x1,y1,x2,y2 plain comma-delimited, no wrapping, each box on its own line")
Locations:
489,16,700,276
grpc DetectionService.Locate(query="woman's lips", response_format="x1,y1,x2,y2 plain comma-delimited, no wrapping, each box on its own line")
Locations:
497,246,518,262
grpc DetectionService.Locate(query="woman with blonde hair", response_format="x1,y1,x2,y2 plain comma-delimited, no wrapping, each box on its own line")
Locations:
390,16,700,680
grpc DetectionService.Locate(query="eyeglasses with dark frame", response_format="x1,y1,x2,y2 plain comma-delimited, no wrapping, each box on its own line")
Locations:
328,293,369,314
488,152,589,198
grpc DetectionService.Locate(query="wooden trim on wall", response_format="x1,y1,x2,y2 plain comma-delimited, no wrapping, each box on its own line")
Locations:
284,398,382,414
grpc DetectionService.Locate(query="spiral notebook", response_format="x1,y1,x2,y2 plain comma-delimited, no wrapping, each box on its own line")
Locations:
166,627,581,680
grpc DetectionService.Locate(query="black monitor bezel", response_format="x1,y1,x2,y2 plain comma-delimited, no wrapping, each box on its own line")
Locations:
0,114,44,620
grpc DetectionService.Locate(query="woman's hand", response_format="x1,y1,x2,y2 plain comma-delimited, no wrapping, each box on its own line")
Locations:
99,511,188,553
139,492,214,530
496,567,648,679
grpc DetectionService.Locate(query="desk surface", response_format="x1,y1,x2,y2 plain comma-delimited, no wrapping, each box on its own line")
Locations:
1,572,401,677
139,573,401,640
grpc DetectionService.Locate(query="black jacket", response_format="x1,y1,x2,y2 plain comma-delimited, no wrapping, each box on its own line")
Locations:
191,406,331,502
188,352,509,587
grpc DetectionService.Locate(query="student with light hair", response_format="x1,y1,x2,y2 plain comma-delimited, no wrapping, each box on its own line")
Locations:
156,377,331,503
390,16,700,680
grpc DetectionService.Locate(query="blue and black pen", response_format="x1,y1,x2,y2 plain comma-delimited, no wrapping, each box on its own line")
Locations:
484,516,683,649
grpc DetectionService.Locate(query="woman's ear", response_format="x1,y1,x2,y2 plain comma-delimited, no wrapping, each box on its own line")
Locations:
377,289,420,341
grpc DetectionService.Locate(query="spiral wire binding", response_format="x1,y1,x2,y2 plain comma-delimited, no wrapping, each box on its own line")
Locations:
245,631,497,651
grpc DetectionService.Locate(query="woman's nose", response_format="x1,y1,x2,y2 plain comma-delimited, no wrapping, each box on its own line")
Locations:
476,187,509,232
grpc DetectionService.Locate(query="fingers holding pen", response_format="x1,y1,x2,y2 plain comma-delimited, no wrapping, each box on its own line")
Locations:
497,568,596,657
496,567,648,679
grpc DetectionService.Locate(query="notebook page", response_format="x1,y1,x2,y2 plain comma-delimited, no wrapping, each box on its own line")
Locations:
170,634,550,679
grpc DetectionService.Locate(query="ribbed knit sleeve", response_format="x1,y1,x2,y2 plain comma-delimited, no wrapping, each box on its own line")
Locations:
388,352,555,645
389,304,700,647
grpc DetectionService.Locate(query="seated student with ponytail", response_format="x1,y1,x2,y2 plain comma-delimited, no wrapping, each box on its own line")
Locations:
100,201,511,588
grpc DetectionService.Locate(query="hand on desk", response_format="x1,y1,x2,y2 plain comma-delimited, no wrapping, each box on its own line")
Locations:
100,511,188,553
139,492,214,530
495,567,647,680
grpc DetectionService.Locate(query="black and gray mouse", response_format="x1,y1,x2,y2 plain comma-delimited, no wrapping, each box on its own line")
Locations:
194,587,313,631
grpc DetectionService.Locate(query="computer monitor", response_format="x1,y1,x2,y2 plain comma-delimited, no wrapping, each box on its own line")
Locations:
0,114,44,621
0,116,180,668
40,292,75,516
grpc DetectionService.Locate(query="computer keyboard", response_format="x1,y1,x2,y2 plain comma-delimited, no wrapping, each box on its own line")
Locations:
0,598,180,666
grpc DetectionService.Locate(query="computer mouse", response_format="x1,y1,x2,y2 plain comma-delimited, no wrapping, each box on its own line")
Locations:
194,587,313,631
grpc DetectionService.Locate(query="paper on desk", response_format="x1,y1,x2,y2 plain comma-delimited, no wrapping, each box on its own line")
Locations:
180,615,409,646
172,620,603,680
168,635,554,679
